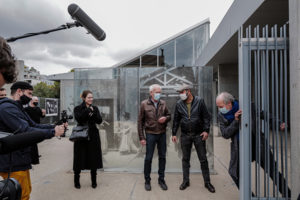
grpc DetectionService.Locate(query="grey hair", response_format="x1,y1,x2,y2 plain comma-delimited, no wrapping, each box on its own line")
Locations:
149,84,161,92
217,92,235,104
32,96,38,101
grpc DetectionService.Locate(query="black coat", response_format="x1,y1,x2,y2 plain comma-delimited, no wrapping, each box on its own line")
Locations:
0,98,54,172
73,102,103,171
172,96,211,136
217,113,240,183
24,106,45,165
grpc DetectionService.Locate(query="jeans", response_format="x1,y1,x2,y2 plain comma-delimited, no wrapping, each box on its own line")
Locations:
181,134,210,183
144,133,166,182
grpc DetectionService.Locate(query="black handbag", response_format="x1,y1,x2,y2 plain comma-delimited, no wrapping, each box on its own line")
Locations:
69,125,89,142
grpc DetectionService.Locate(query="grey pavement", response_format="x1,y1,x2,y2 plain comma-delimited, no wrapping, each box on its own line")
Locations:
27,135,238,200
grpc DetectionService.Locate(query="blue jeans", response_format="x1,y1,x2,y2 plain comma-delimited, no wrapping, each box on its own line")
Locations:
144,133,166,182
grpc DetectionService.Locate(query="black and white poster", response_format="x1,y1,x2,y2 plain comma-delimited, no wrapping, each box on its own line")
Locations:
45,98,58,116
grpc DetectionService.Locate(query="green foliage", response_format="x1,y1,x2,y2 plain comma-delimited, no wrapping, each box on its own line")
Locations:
33,81,60,98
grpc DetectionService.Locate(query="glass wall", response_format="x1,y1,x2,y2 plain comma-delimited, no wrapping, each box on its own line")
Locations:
69,21,212,172
73,66,213,172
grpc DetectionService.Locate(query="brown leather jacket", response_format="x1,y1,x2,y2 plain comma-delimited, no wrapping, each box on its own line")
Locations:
138,97,171,140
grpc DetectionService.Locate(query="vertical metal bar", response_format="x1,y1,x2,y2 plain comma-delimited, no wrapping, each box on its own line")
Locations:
271,26,276,197
279,27,284,198
261,27,267,197
248,26,253,199
254,26,259,197
265,24,271,198
283,24,289,200
239,26,252,200
274,24,280,198
256,25,261,198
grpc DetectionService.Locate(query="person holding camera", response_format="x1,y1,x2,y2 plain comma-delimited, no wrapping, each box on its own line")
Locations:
0,81,65,200
73,90,103,189
0,36,66,200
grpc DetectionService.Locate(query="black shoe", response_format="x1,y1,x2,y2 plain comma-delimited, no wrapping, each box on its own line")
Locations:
91,170,97,189
205,182,215,193
145,181,151,191
158,179,168,191
74,174,81,189
179,181,190,190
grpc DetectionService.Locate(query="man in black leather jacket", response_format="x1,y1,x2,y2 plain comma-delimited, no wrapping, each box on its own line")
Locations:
172,84,215,193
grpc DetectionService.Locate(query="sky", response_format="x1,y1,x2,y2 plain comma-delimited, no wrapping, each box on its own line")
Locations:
0,0,234,75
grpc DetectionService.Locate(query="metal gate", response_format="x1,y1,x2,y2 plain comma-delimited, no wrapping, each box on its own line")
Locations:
239,23,290,199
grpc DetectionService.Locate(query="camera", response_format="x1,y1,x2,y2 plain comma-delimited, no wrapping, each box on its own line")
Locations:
60,110,73,124
0,178,21,200
0,132,22,200
56,110,73,137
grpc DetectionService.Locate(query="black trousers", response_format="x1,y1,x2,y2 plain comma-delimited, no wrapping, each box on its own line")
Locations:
181,134,210,183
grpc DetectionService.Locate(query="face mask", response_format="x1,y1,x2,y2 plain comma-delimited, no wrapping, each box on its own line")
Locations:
33,102,38,106
154,93,161,101
179,91,188,101
219,106,230,114
20,94,32,105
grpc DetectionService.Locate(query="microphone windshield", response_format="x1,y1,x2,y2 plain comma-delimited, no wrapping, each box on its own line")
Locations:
68,3,106,41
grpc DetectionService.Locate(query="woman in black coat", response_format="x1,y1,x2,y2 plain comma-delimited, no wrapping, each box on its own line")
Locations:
73,90,103,189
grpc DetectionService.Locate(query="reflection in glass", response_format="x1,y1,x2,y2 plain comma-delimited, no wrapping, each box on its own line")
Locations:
176,31,194,67
158,40,175,68
141,49,157,67
194,25,208,60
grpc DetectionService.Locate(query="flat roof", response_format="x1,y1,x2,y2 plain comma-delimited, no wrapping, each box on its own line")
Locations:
197,0,289,67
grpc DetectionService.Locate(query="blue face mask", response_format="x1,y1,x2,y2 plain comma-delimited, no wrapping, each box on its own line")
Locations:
154,93,161,101
219,106,229,114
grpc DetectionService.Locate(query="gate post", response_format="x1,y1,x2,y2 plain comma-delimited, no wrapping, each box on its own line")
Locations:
238,28,252,200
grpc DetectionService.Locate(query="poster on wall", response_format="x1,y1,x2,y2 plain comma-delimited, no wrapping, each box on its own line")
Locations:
45,98,58,116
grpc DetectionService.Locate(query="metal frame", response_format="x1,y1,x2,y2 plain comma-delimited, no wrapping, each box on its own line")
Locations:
239,23,290,200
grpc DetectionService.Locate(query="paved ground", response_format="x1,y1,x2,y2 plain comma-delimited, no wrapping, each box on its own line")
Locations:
25,135,239,200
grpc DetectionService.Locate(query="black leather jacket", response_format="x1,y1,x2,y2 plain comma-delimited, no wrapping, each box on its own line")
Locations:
172,96,211,136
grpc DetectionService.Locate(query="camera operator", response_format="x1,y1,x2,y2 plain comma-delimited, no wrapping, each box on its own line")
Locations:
0,36,66,200
0,36,60,155
24,96,46,165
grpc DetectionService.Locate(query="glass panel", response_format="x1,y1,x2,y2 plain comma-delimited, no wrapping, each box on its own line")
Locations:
124,57,140,67
176,31,194,67
141,49,157,67
158,40,175,68
194,24,209,60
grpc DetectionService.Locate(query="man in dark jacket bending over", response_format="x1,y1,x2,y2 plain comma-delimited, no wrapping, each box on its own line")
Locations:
172,84,215,193
216,91,291,197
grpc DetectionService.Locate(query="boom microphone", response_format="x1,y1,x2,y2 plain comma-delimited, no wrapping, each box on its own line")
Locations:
68,3,106,41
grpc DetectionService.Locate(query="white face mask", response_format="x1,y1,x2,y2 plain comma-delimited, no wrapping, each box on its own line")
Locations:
179,92,188,101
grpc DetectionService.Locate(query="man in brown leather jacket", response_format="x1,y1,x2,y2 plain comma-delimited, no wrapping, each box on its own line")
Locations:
138,84,171,191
